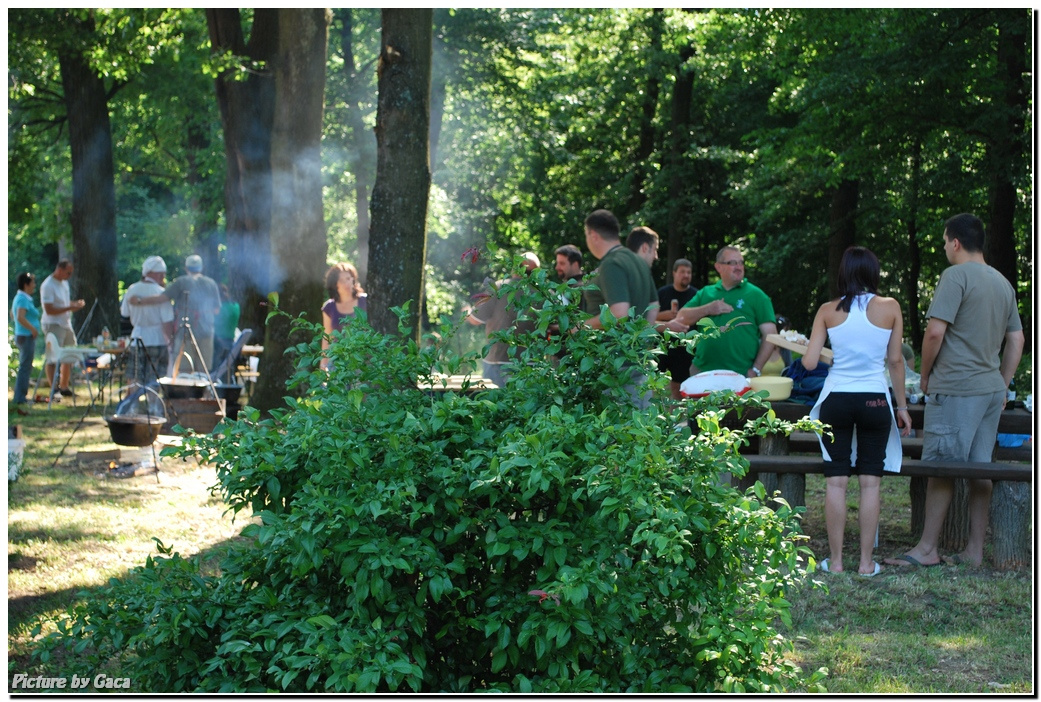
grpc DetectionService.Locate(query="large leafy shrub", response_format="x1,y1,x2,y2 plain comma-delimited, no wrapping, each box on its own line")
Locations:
31,269,824,692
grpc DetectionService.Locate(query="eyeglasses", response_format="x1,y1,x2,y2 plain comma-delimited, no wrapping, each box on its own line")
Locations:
718,259,744,266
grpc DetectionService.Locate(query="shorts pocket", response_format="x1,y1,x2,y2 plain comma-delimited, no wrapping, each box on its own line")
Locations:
923,421,964,462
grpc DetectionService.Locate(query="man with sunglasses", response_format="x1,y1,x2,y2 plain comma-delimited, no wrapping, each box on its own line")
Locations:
678,246,777,379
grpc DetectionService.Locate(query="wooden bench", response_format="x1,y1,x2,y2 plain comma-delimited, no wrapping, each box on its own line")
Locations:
727,402,1033,570
751,432,1032,463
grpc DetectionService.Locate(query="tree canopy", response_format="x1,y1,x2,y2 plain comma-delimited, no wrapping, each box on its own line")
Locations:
8,8,1033,361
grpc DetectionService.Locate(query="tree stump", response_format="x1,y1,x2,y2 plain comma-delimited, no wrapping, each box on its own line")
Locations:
778,473,806,510
939,478,970,552
760,433,801,508
909,476,927,538
910,475,973,551
990,481,1031,570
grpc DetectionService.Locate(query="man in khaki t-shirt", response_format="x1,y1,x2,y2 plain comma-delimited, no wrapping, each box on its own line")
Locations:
885,213,1023,570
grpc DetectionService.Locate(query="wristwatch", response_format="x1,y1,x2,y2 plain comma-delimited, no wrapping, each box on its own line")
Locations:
750,366,762,377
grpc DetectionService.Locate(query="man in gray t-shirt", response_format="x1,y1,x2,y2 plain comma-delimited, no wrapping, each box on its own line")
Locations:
885,213,1023,570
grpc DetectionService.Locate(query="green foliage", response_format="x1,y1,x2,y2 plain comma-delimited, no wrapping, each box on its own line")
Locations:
30,274,825,692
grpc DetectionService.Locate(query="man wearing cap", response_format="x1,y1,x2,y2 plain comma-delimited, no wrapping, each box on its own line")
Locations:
121,256,175,385
132,254,221,374
465,252,540,388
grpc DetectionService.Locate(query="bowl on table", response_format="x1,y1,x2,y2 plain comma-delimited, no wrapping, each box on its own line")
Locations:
748,375,793,401
679,370,751,399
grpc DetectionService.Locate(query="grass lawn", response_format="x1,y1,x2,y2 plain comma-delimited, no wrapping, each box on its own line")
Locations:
6,395,1034,693
7,399,252,677
788,474,1033,694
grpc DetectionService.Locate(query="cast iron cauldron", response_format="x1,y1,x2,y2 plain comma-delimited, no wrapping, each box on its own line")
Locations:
105,415,165,446
213,383,243,405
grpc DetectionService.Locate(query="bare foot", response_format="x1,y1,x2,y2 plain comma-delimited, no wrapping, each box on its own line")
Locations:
942,553,982,567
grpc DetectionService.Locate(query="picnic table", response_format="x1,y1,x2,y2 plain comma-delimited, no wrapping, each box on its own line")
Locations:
719,400,1032,570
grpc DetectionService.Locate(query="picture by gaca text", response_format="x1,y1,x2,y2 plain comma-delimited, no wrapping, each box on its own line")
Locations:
10,673,131,690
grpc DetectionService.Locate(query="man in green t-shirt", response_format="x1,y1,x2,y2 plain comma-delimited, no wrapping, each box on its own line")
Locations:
678,245,777,379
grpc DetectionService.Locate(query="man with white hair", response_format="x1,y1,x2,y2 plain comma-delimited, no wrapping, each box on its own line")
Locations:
121,256,175,385
465,251,541,388
132,254,221,374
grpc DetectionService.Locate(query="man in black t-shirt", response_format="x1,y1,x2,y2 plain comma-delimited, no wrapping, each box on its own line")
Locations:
656,258,697,399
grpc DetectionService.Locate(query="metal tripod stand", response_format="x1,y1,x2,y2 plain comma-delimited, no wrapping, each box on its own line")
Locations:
168,290,225,419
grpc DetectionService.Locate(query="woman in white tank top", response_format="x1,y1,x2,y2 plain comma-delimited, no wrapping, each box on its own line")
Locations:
802,247,912,576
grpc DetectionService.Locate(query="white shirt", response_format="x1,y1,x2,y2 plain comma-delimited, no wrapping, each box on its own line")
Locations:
121,279,174,347
809,294,903,473
40,274,72,328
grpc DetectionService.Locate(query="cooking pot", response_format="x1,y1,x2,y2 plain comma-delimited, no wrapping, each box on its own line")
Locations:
214,383,243,405
105,414,165,446
158,376,210,399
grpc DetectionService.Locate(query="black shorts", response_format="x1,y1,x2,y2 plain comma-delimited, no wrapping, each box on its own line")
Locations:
818,391,893,477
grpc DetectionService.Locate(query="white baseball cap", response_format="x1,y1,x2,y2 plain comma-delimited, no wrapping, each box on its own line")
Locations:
185,254,203,272
142,256,167,275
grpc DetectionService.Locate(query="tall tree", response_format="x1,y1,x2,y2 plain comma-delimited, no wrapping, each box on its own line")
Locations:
205,9,279,332
983,10,1029,296
250,9,332,412
334,9,378,286
55,10,118,339
665,41,695,275
825,180,858,300
8,9,180,338
367,9,433,340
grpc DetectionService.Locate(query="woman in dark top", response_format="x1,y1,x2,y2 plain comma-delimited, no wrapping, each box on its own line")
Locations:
320,262,367,371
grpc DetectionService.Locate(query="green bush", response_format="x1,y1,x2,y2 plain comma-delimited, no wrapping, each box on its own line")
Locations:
31,269,825,692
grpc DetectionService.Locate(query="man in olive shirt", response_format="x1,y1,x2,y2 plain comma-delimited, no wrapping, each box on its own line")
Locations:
582,210,658,329
886,213,1023,569
582,210,686,408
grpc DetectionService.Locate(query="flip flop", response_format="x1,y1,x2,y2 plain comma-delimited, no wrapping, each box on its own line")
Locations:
859,561,881,577
884,554,940,568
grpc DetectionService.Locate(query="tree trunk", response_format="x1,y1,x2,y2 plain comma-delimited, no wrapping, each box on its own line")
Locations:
206,9,279,334
909,476,927,538
938,478,970,553
625,8,663,217
826,179,858,300
251,8,331,414
910,476,972,551
339,9,375,286
367,9,433,341
984,10,1027,295
57,12,118,341
666,42,695,277
990,481,1031,570
905,139,923,352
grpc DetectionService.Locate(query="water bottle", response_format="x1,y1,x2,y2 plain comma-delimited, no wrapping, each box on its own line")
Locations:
1007,379,1017,404
102,326,112,344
